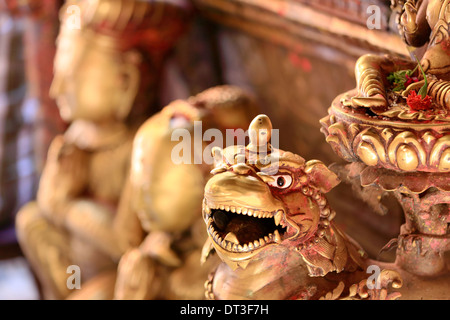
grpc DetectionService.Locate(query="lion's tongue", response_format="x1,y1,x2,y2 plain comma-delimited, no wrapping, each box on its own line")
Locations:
224,214,269,244
224,232,239,244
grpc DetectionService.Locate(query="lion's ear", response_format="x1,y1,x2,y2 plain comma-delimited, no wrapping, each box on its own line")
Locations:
304,160,340,193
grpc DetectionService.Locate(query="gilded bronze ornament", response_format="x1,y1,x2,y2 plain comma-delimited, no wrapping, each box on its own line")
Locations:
321,0,450,297
8,0,449,302
202,114,404,300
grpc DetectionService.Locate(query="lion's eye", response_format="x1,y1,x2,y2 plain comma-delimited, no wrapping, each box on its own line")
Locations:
268,175,293,189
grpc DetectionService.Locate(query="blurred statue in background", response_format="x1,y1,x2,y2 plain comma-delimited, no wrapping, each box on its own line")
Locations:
112,85,259,300
15,0,190,299
348,0,450,112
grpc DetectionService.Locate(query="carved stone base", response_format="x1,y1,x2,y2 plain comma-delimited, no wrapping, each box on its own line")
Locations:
393,187,449,277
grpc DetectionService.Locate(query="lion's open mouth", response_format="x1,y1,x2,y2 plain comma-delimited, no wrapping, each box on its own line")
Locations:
204,203,288,253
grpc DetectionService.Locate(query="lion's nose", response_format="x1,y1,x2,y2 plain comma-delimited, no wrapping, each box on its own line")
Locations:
231,163,253,175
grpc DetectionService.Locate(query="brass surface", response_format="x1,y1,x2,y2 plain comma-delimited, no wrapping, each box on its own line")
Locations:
321,0,450,291
202,115,404,300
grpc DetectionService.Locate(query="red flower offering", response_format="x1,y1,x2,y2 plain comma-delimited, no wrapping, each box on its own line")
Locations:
404,74,419,86
406,90,432,111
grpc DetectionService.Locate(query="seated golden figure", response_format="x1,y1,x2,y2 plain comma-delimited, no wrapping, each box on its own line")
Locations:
348,0,450,114
112,85,259,300
15,0,189,300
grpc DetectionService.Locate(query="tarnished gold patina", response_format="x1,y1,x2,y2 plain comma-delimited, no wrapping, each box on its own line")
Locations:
202,115,404,300
321,0,450,296
348,0,450,113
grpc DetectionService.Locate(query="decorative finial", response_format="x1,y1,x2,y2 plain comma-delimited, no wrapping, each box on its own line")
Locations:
246,114,272,155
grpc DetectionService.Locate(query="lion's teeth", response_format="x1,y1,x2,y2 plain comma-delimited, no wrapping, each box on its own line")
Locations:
274,210,282,226
274,230,282,243
208,204,284,250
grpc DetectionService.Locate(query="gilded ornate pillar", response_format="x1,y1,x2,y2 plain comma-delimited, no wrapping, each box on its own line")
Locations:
320,0,450,298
